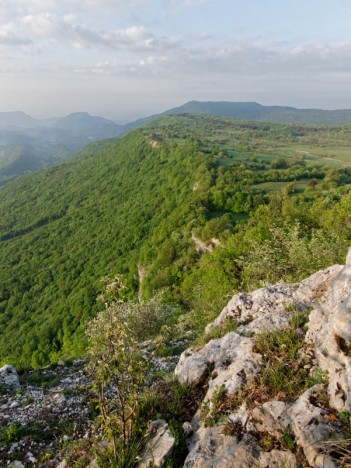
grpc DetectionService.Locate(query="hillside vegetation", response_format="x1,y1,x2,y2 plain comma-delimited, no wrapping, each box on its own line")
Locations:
0,114,351,367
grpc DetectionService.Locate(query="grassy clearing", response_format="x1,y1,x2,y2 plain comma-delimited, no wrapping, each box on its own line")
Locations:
275,145,351,167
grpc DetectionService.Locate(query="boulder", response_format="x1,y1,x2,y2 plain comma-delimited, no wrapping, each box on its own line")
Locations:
139,420,175,468
0,365,20,391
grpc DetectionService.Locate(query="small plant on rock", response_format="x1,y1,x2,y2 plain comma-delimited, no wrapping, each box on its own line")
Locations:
281,426,296,451
201,384,227,427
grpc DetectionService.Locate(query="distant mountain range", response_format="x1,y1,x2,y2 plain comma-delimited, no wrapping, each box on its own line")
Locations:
0,111,123,184
2,101,351,183
164,101,351,124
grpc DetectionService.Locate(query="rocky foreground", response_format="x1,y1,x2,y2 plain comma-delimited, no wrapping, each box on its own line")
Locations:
0,360,92,466
169,248,351,467
0,351,180,466
2,249,351,467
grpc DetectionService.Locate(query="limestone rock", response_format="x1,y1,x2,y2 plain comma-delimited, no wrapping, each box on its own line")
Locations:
183,426,260,468
205,285,298,333
306,251,351,412
207,263,342,336
183,423,297,468
0,365,20,391
294,265,342,303
251,401,291,438
175,250,351,467
289,385,339,467
139,419,175,468
175,332,262,401
259,449,297,468
237,313,292,335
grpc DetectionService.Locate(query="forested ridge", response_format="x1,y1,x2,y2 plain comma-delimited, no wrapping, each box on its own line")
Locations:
1,114,351,367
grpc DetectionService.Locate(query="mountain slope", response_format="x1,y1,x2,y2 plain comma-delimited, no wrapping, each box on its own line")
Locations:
0,111,37,127
0,114,350,367
0,112,123,184
0,126,208,366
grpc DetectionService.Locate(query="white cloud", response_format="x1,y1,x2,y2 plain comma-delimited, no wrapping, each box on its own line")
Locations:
0,13,156,52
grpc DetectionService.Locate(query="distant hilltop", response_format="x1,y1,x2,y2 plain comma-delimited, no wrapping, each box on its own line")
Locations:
2,100,351,184
163,101,351,125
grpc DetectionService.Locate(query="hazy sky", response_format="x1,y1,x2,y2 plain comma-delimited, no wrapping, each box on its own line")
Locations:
1,0,351,122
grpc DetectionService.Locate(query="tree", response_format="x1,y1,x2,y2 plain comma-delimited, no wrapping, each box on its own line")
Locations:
270,158,288,169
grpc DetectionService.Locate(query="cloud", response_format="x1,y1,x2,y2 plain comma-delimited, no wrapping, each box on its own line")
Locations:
172,40,351,78
2,8,351,82
0,13,156,52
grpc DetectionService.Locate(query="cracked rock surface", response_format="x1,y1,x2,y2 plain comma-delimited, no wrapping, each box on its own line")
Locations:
175,248,351,468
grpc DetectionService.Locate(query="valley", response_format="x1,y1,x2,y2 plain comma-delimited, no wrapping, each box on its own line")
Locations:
0,114,350,367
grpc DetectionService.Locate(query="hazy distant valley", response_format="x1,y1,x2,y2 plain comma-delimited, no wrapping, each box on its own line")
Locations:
0,111,123,184
3,101,351,185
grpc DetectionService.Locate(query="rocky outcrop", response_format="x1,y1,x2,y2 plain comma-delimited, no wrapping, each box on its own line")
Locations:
306,248,351,412
175,248,351,467
206,265,342,335
183,424,297,468
289,385,340,468
0,365,21,391
175,332,262,401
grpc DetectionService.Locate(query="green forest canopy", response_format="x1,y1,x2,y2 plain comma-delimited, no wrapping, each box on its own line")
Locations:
0,114,351,367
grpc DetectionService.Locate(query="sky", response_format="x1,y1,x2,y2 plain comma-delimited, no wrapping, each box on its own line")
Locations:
1,0,351,122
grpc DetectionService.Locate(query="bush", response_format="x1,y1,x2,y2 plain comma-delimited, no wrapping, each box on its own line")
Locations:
241,222,346,289
86,306,148,459
116,296,181,341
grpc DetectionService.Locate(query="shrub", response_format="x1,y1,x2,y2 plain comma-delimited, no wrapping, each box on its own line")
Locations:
86,306,148,459
116,296,181,341
241,222,346,289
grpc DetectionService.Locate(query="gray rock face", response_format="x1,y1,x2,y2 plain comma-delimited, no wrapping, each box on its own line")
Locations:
0,365,20,391
139,419,175,468
306,248,351,412
175,332,262,401
176,249,351,468
183,424,297,468
289,386,339,468
183,426,259,468
206,265,341,335
251,401,291,438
